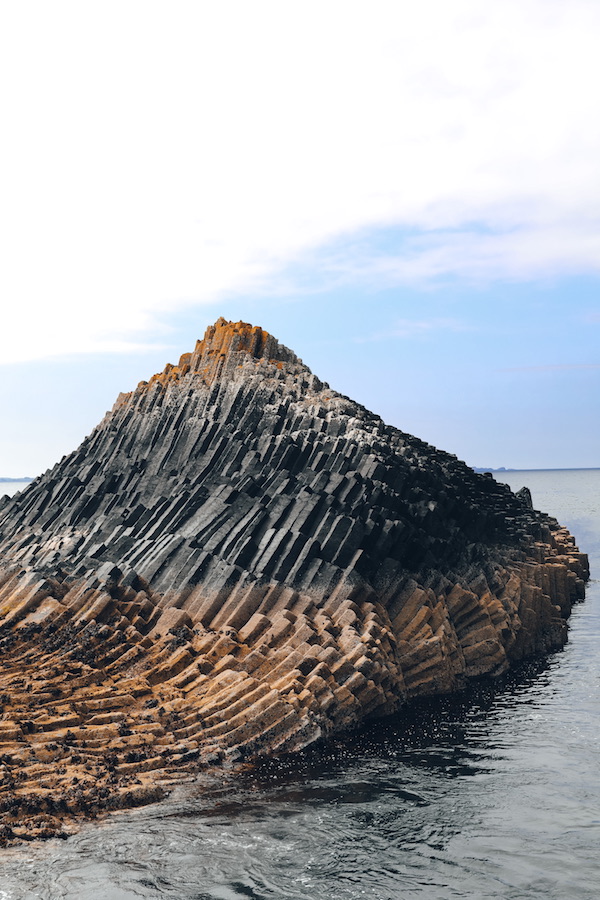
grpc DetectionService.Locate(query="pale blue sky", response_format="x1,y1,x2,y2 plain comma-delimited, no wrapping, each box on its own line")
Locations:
1,2,599,476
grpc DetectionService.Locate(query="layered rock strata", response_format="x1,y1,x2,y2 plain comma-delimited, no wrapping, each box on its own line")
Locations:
0,318,589,842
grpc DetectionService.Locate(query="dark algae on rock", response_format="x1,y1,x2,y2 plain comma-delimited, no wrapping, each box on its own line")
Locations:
0,319,589,842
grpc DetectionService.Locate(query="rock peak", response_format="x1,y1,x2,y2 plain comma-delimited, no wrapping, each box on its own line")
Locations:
143,319,306,393
192,318,303,371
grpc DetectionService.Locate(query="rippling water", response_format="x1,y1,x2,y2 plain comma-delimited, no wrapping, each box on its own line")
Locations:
0,470,598,899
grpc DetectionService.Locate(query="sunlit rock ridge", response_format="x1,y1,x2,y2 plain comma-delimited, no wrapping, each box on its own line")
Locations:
0,318,589,841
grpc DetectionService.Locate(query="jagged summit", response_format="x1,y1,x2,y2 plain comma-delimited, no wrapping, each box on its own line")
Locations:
0,319,589,841
132,318,308,395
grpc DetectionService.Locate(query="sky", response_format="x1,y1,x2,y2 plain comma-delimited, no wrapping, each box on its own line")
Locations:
1,0,599,478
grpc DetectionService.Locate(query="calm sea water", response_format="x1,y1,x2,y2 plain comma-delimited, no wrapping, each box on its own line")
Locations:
0,482,31,499
0,469,598,900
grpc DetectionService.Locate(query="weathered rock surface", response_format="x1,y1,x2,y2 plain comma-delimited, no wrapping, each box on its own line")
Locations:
0,318,589,842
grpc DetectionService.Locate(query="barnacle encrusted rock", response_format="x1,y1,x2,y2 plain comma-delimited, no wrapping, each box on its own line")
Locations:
0,318,589,841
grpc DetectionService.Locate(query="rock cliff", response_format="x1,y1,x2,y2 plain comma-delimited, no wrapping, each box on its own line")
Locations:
0,318,589,842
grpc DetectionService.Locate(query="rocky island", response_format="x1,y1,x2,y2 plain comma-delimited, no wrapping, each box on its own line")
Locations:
0,319,589,842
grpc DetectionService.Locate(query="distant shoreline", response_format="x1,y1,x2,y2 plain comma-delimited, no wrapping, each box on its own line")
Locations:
0,477,34,483
474,467,600,474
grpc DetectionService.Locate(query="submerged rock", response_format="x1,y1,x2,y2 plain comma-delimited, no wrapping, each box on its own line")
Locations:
0,318,589,841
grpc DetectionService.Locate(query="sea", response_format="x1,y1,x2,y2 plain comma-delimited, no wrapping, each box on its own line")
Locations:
0,483,33,499
0,469,598,900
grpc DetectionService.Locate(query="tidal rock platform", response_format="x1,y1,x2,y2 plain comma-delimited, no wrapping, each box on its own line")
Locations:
0,318,589,841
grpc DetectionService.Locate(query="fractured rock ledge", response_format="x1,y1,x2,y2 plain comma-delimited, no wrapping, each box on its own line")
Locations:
0,318,589,842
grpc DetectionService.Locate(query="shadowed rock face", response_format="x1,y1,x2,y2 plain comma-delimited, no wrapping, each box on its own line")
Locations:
0,318,589,842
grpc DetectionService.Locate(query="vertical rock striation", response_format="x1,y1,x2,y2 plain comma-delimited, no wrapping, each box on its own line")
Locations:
0,318,589,841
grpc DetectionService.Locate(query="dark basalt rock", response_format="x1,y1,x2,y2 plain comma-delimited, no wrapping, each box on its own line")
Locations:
0,318,589,842
515,486,534,509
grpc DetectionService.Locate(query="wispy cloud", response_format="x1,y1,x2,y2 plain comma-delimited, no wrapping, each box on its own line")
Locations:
582,311,600,324
499,364,600,372
356,318,472,343
323,224,600,288
1,1,600,363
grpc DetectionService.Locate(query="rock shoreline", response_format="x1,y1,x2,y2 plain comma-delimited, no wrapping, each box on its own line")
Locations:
0,319,589,843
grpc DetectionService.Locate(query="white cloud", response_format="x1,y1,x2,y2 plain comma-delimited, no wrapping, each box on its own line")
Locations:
499,364,600,372
356,317,471,343
340,224,600,286
1,0,600,362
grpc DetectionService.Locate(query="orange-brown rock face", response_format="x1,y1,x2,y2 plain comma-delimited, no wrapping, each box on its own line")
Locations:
0,318,589,842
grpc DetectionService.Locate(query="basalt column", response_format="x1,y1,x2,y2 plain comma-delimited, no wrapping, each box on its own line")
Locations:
0,318,589,841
